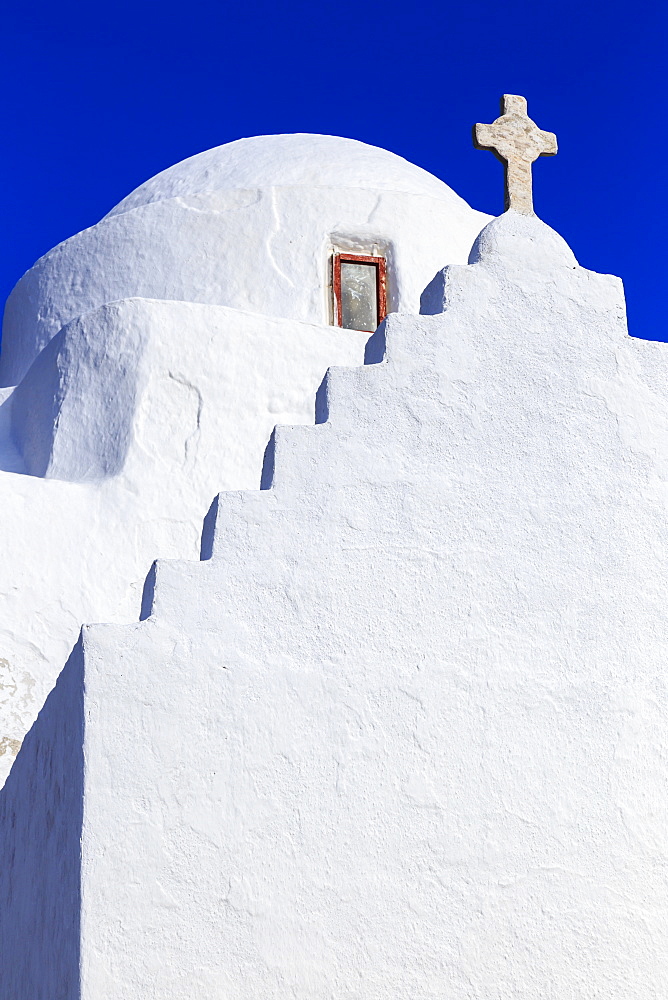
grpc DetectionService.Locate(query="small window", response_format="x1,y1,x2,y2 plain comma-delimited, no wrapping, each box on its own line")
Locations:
333,253,387,332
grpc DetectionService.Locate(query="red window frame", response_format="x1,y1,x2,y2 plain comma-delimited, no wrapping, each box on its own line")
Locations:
332,253,387,331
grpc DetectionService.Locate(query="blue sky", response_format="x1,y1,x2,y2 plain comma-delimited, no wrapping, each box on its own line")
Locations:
1,0,665,342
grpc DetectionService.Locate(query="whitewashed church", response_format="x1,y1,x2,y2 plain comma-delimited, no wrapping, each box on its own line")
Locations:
2,98,668,998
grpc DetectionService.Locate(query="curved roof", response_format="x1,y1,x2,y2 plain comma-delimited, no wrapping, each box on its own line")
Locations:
1,133,490,388
105,134,461,219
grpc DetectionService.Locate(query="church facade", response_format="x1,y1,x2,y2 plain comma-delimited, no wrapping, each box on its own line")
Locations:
2,108,668,998
0,134,488,790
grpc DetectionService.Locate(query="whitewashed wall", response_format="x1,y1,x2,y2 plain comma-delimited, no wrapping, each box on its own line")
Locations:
0,135,489,784
0,135,489,386
5,213,668,998
0,303,368,787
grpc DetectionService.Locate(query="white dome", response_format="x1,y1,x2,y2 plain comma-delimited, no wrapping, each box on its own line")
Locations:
1,134,490,387
105,134,457,218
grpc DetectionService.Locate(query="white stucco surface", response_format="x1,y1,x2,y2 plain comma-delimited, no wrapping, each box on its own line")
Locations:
0,134,489,386
4,211,668,997
0,134,489,784
0,301,368,786
105,133,457,213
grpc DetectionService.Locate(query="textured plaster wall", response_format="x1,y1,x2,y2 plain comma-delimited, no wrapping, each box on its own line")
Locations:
0,302,367,786
0,641,83,1000
0,135,490,785
0,135,489,386
12,212,667,997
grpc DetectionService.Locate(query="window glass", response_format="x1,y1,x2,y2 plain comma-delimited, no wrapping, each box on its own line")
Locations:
340,261,378,332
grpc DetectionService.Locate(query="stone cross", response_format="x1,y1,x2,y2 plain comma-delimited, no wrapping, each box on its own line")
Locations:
474,95,557,215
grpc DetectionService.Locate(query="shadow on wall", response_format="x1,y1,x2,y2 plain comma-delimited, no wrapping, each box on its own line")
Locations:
257,323,386,494
0,394,27,475
363,322,387,365
0,641,84,1000
259,430,276,491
